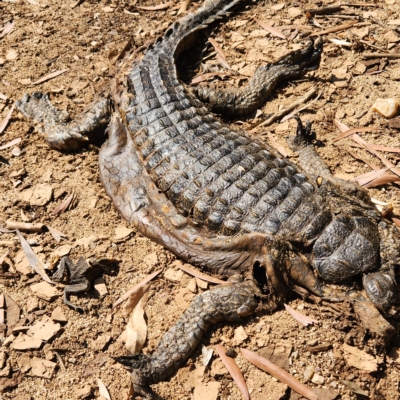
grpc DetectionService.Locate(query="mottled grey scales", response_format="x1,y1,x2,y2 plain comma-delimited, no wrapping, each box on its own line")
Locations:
16,0,400,397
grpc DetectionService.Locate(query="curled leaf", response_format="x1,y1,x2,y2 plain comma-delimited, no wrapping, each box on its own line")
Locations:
284,304,318,326
46,225,68,242
52,193,74,216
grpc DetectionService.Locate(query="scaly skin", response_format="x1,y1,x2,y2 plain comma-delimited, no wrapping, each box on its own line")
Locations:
15,0,400,396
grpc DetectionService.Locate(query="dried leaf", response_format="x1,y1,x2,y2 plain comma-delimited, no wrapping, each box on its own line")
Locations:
240,348,318,400
216,344,249,400
392,218,400,229
46,225,67,242
97,378,111,400
284,304,318,326
32,69,68,85
5,294,20,328
15,229,53,284
332,125,378,142
177,0,190,15
364,173,400,188
0,226,15,233
0,103,15,134
0,21,14,38
202,345,213,367
136,1,173,10
207,37,230,69
255,19,286,39
176,263,225,284
267,132,288,157
113,269,162,309
351,168,387,186
51,193,74,216
125,283,150,354
0,250,9,265
342,380,369,396
0,138,21,151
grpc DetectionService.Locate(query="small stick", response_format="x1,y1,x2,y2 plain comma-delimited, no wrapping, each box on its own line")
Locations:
307,6,343,15
5,221,44,233
362,53,400,59
54,351,66,371
357,39,386,52
310,20,358,36
252,87,317,129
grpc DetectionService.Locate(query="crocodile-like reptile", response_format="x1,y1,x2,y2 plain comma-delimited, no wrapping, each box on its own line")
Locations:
17,0,400,397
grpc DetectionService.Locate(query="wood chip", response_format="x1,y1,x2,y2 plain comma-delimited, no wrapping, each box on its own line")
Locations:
284,304,318,326
32,69,68,85
216,344,249,400
30,281,59,301
342,344,378,372
6,221,44,232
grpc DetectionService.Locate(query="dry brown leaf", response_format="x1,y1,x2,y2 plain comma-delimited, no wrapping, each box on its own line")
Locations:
0,250,9,265
97,378,111,400
361,144,400,153
267,132,288,157
0,138,21,151
392,218,400,229
46,225,67,242
216,344,249,400
51,193,74,216
176,263,226,284
0,102,15,134
364,173,400,188
15,229,53,284
284,304,318,326
0,21,14,39
351,168,387,186
207,37,230,69
332,126,378,142
32,69,68,85
240,348,318,400
5,294,20,328
346,149,380,170
125,283,151,354
113,269,162,308
136,1,173,10
255,19,286,39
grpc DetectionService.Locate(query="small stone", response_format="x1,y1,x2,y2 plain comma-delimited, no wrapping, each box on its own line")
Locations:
19,79,32,85
174,288,195,309
14,250,33,276
12,334,42,350
26,316,61,341
114,226,133,242
51,306,68,322
210,358,226,377
143,252,158,268
311,373,325,385
0,352,7,369
164,268,183,282
94,277,108,297
29,357,56,378
102,6,114,12
17,354,31,373
234,326,248,344
307,339,318,346
186,278,197,293
30,282,59,301
195,277,208,290
287,7,302,17
303,365,315,382
90,334,111,351
20,184,53,206
75,385,92,399
5,49,17,60
52,245,71,257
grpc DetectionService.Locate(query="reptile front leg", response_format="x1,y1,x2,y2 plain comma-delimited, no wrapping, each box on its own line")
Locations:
17,93,112,151
114,278,259,398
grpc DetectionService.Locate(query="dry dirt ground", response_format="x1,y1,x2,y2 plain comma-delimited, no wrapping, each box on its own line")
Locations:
1,0,400,399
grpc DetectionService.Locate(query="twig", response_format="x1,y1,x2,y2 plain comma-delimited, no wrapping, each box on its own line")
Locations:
357,39,386,52
54,351,66,371
307,6,342,15
252,87,317,129
310,20,358,36
362,53,400,59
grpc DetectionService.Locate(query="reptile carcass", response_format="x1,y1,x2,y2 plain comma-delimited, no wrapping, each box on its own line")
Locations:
16,0,400,396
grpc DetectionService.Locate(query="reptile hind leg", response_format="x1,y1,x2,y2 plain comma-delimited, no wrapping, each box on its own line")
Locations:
193,38,322,116
17,92,112,151
114,278,259,397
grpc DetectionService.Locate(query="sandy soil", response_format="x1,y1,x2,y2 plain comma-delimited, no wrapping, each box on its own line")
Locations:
1,0,400,399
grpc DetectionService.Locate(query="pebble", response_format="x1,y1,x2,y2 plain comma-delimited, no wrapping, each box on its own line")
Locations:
311,373,325,385
303,365,315,382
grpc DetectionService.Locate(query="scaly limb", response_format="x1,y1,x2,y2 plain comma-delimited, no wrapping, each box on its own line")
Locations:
17,92,112,151
193,38,323,116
